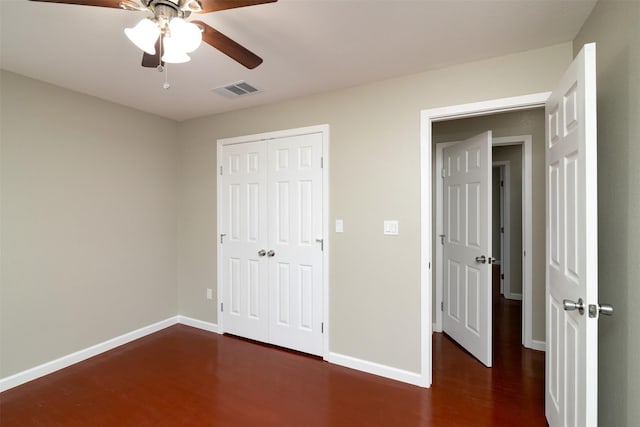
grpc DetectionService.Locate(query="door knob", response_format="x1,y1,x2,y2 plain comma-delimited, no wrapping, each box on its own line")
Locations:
267,250,275,257
258,249,266,257
475,255,487,264
563,298,585,315
589,303,614,318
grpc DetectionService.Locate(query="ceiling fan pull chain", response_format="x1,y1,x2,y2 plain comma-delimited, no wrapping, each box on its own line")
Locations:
163,64,171,90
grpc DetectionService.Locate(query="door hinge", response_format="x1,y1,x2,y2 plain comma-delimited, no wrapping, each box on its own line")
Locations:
501,273,504,280
501,180,504,187
441,301,443,311
219,165,223,176
220,233,226,244
321,322,324,333
501,227,504,233
321,157,324,168
220,302,223,312
441,168,446,178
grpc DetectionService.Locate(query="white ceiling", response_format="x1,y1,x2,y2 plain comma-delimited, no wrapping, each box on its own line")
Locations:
0,0,597,122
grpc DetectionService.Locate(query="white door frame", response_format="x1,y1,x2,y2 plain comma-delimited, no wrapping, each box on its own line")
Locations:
420,93,549,387
216,124,331,359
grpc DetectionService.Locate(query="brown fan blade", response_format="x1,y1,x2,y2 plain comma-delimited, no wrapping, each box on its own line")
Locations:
28,0,123,8
197,0,277,14
192,20,263,69
141,37,164,68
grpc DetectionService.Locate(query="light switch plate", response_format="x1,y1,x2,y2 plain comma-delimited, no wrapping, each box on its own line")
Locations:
384,220,399,235
335,219,344,233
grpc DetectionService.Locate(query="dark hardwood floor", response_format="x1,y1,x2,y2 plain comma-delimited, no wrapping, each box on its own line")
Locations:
0,278,544,426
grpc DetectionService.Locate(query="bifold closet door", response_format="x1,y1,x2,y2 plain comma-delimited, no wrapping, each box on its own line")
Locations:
220,141,269,343
220,132,324,356
267,133,323,356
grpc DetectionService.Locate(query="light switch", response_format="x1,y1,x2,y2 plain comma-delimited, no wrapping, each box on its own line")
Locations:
335,219,344,233
384,220,399,235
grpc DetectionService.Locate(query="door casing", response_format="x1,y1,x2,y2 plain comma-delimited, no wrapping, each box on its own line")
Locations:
216,124,331,359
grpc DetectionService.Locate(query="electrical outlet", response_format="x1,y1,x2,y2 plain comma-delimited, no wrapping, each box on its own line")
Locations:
206,288,213,300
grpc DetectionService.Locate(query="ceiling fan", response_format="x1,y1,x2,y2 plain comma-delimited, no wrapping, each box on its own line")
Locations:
29,0,277,69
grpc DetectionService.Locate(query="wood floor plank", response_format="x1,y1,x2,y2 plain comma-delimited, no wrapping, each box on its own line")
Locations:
0,289,544,426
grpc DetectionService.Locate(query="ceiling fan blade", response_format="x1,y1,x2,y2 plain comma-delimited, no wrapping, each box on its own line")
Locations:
197,0,277,14
141,37,164,68
192,20,263,69
28,0,123,8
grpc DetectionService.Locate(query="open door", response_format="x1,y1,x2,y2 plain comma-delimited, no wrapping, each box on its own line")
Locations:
442,131,493,367
545,43,599,426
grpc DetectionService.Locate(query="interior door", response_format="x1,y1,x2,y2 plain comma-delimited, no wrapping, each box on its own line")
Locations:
267,133,324,356
442,131,493,367
220,141,269,343
545,43,598,427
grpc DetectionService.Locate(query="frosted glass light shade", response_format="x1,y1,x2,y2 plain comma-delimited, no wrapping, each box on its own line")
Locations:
162,36,191,63
125,18,160,55
168,18,202,53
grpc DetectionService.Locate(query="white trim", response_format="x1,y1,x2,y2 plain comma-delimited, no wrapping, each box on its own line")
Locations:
530,339,546,352
178,316,220,334
421,92,550,387
0,317,178,392
419,111,433,387
327,352,424,387
216,124,330,359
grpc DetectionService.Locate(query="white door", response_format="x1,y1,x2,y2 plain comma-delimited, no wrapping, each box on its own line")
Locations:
442,131,493,367
220,141,269,343
545,43,598,427
267,134,324,356
220,132,324,356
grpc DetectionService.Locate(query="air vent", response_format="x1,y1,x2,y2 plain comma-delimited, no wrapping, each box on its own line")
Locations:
212,81,260,98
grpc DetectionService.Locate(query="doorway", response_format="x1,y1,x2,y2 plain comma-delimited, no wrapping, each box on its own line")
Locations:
418,93,550,386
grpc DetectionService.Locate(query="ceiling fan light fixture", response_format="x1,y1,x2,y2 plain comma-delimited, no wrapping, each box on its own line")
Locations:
168,18,202,53
162,35,191,63
125,18,160,55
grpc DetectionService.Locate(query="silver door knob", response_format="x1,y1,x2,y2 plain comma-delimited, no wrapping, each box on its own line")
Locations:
267,250,275,257
258,249,266,257
475,255,487,264
589,303,614,318
563,298,585,315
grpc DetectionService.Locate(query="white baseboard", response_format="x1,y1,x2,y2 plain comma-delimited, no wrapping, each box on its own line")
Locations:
327,352,425,387
527,339,546,352
177,316,220,334
0,316,178,392
505,292,523,301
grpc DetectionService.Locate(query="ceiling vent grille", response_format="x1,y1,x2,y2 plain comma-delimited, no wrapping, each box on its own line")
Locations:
212,81,260,98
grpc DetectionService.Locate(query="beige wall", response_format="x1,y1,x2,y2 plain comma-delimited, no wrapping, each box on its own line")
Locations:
573,0,640,424
432,109,545,341
176,44,571,372
0,71,179,377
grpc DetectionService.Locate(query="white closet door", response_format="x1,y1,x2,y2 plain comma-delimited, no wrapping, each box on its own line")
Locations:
220,132,324,356
267,133,324,356
220,141,269,343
